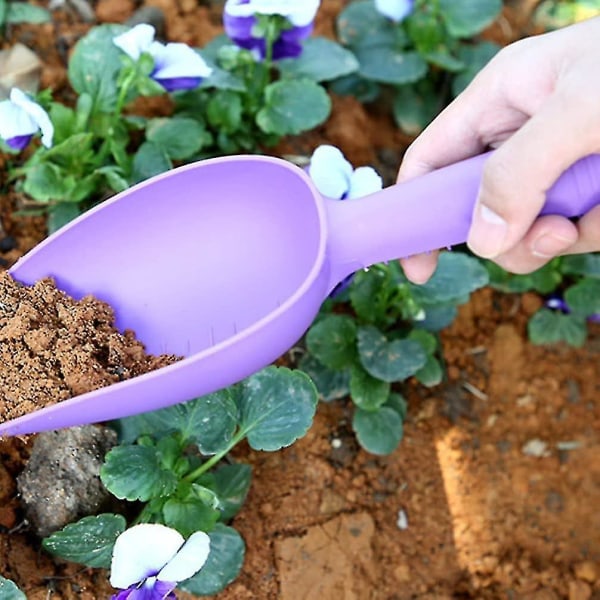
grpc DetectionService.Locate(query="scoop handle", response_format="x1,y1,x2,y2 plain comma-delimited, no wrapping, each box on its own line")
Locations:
326,152,600,286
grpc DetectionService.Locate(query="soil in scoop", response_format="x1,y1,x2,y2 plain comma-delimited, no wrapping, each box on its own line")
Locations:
0,272,181,423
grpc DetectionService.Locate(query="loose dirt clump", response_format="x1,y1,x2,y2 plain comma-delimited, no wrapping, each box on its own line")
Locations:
0,271,180,423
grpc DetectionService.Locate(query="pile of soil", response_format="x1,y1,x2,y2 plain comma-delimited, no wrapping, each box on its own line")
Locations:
0,272,180,423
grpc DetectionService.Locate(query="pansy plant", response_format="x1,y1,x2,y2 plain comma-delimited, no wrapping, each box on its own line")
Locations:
172,0,359,154
334,0,502,134
43,366,318,596
7,23,216,232
301,146,489,455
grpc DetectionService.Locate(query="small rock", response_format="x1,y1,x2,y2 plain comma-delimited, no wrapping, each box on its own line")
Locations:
574,561,598,583
125,7,166,38
0,44,42,96
17,425,117,537
522,438,550,457
568,580,592,600
396,509,408,530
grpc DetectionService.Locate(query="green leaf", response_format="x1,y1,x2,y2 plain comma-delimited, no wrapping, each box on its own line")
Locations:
415,355,444,387
452,41,500,96
6,3,50,24
393,84,440,135
297,354,350,402
561,253,600,278
68,24,128,113
101,445,178,501
47,202,81,234
385,392,408,420
180,524,245,596
411,252,489,304
131,141,172,184
416,302,458,332
49,103,77,143
206,90,243,133
564,279,600,317
337,0,400,49
191,391,239,455
352,406,404,455
349,365,390,411
212,463,252,522
407,329,437,354
328,73,381,103
357,326,427,382
438,0,502,37
528,309,587,347
278,37,359,82
305,314,357,370
256,79,331,136
357,46,427,85
349,267,392,325
42,514,126,569
22,163,69,203
0,576,26,600
146,117,209,160
114,389,238,453
237,366,318,451
163,496,220,538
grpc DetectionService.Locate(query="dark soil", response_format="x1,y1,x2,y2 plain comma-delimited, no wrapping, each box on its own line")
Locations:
0,1,598,599
0,272,180,423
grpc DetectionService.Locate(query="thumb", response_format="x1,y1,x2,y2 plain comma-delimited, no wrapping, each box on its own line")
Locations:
467,87,600,259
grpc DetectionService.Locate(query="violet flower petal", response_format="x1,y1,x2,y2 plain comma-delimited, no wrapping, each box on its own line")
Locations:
150,43,212,81
110,524,184,590
224,0,320,26
308,145,353,200
0,88,53,149
158,531,211,583
347,166,383,199
113,23,155,61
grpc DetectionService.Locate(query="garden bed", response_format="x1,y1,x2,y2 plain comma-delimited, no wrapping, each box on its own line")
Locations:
0,1,599,599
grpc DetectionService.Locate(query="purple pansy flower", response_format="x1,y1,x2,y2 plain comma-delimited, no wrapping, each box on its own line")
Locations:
0,88,53,151
223,0,320,60
113,24,212,92
308,145,382,295
110,524,210,600
374,0,415,22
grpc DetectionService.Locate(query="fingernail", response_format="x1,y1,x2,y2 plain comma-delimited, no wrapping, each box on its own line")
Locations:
532,233,573,258
467,204,508,258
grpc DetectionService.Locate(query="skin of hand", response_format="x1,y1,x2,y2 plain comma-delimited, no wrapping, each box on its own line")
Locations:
397,16,600,284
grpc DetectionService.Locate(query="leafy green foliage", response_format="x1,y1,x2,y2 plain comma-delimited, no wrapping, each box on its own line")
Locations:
42,514,126,568
278,37,359,82
336,0,501,133
256,79,331,136
486,255,600,346
0,576,26,600
304,254,488,454
180,525,245,596
528,309,587,347
3,1,50,26
43,367,315,595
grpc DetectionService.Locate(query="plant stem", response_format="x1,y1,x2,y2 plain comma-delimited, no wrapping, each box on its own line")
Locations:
183,429,247,482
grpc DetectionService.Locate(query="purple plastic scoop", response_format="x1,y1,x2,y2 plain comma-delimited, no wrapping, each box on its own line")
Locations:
2,152,600,436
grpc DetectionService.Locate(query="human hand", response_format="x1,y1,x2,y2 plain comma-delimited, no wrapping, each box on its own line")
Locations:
397,16,600,283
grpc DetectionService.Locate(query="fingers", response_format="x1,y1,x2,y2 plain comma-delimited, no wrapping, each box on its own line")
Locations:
491,215,578,274
400,251,439,284
467,71,600,262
